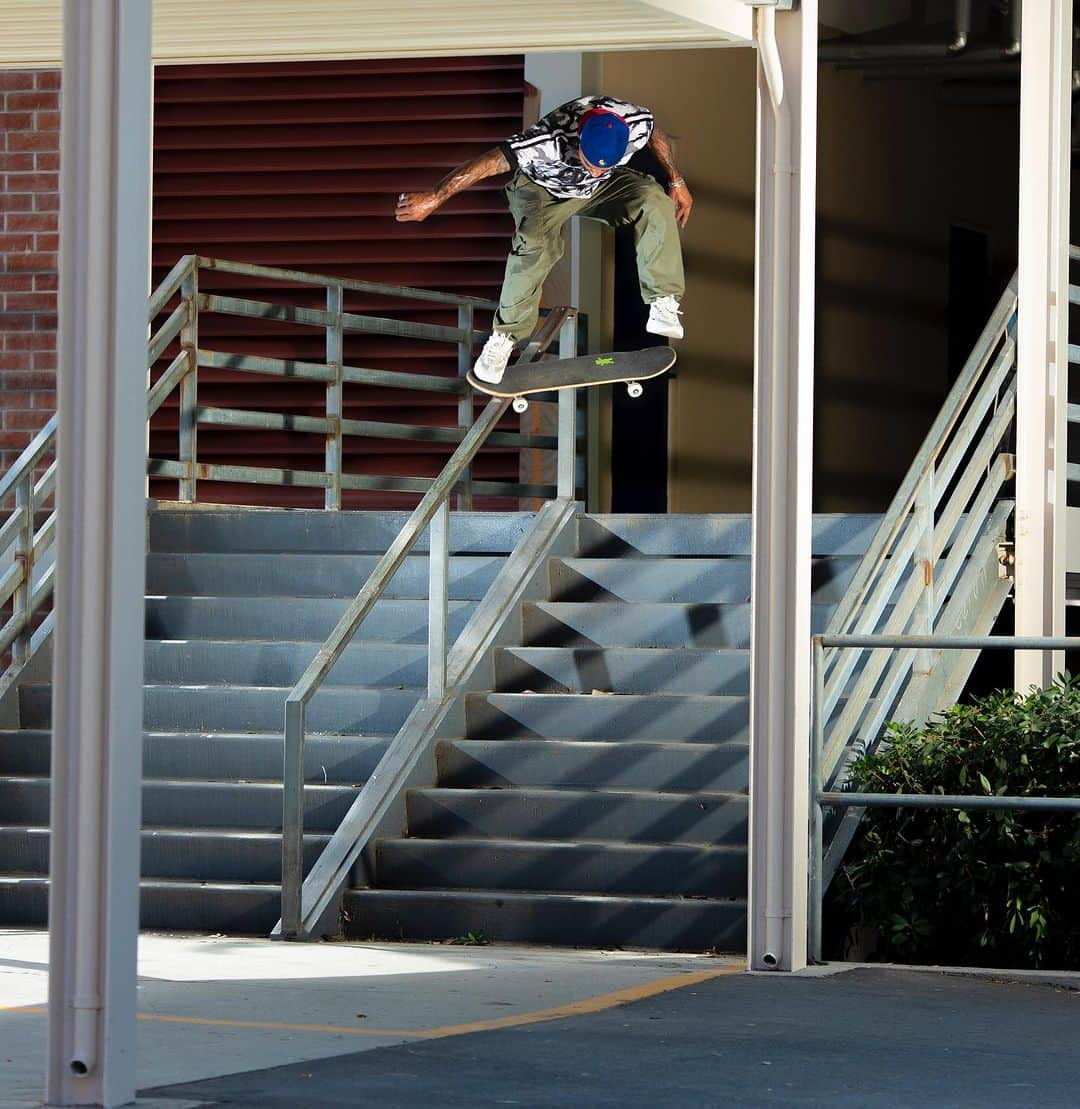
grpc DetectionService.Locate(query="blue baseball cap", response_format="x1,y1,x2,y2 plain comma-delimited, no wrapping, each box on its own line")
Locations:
579,109,629,168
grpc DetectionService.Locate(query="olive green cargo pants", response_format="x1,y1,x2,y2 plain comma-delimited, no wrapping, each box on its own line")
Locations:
493,168,685,342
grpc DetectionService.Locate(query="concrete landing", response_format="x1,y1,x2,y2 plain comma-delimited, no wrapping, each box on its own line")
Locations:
3,930,1078,1108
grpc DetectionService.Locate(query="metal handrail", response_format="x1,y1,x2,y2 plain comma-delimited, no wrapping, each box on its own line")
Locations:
146,255,561,508
1063,248,1080,485
810,634,1080,962
279,310,579,937
0,252,574,727
817,270,1019,797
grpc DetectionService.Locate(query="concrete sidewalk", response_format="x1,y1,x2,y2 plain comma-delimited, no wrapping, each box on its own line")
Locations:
2,929,1078,1108
0,929,733,1108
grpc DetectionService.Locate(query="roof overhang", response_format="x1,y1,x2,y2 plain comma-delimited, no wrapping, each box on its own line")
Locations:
0,0,755,68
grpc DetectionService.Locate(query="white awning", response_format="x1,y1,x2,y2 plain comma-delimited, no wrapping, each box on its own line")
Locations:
0,0,754,68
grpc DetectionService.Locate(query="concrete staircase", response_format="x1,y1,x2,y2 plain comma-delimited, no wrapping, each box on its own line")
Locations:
0,506,533,932
0,507,875,950
342,513,876,951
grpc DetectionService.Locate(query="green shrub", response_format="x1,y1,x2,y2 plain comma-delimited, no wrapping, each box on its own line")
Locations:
830,675,1080,969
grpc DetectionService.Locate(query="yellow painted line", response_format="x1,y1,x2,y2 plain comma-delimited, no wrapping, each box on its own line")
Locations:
0,963,744,1041
139,1012,421,1038
412,964,743,1040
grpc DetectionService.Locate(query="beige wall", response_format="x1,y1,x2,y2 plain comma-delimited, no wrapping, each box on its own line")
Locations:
603,47,758,512
601,49,1019,513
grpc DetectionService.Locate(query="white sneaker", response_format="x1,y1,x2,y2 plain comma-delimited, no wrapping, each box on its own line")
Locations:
472,331,516,384
646,295,683,340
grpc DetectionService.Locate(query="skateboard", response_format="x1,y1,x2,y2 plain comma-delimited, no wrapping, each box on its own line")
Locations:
467,345,676,413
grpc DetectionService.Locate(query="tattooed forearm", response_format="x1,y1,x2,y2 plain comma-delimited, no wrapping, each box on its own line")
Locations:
648,127,683,183
434,147,511,202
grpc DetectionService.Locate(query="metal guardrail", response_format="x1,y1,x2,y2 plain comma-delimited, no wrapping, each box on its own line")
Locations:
0,414,59,703
0,255,576,714
818,275,1018,791
809,633,1080,962
813,272,1020,891
279,310,580,938
1065,247,1080,487
148,255,564,507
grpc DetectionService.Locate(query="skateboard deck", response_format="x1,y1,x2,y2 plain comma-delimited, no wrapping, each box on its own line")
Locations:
467,345,676,399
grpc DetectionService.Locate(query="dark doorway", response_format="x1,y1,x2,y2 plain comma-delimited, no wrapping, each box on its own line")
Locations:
609,146,671,512
947,225,991,386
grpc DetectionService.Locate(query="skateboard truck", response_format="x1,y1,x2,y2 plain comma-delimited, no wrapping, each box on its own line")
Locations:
512,379,643,413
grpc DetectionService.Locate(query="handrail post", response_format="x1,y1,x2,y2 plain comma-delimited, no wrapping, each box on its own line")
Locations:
557,314,578,499
809,636,825,963
178,267,199,502
12,473,33,666
457,305,474,510
428,499,449,699
325,284,344,511
282,695,305,937
913,468,935,674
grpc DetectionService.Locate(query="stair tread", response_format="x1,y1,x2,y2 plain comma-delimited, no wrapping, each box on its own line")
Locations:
0,874,282,890
352,886,747,906
413,786,748,801
381,835,746,852
0,730,394,740
1,774,356,789
446,738,749,750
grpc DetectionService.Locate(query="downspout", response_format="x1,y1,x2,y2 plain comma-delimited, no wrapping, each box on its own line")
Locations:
949,0,973,54
756,3,793,970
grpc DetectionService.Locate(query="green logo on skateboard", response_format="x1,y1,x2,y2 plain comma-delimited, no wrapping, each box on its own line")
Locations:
594,356,615,366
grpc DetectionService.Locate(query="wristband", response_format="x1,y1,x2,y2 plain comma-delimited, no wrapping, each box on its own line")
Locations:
669,177,686,189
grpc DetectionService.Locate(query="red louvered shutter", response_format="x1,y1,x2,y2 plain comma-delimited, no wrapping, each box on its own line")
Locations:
150,56,525,508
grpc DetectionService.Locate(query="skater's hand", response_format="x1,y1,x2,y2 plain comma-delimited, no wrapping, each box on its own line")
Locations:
669,179,693,228
396,191,442,222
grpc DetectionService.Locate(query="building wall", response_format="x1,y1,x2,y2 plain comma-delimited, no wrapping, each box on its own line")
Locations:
602,48,758,512
0,59,526,505
0,50,1030,511
0,68,59,470
601,49,1020,513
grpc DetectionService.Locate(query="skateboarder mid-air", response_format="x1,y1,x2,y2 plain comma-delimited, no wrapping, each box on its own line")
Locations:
395,95,692,385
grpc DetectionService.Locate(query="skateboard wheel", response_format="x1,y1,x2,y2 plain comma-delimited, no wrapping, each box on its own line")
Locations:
627,381,643,399
512,396,529,414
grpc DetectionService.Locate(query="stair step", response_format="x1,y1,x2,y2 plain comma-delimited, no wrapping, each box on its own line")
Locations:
574,513,877,558
464,692,748,743
376,838,747,898
0,777,358,832
0,825,330,883
0,874,287,933
149,508,534,555
548,557,858,604
144,596,475,642
341,887,747,952
0,730,389,783
436,739,749,792
405,787,748,845
143,640,428,688
521,602,832,648
146,552,503,600
493,646,749,695
18,684,421,735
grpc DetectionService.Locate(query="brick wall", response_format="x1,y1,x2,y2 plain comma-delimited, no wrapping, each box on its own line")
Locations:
0,69,59,471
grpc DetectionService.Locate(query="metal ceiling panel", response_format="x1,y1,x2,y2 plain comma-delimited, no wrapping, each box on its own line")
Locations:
0,0,752,68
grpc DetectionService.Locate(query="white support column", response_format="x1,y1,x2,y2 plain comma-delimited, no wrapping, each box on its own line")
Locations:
1015,0,1072,692
748,0,818,973
47,3,152,1106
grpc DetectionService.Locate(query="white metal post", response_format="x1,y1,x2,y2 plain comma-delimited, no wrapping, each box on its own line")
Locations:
748,0,818,973
1015,0,1072,692
47,3,152,1105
